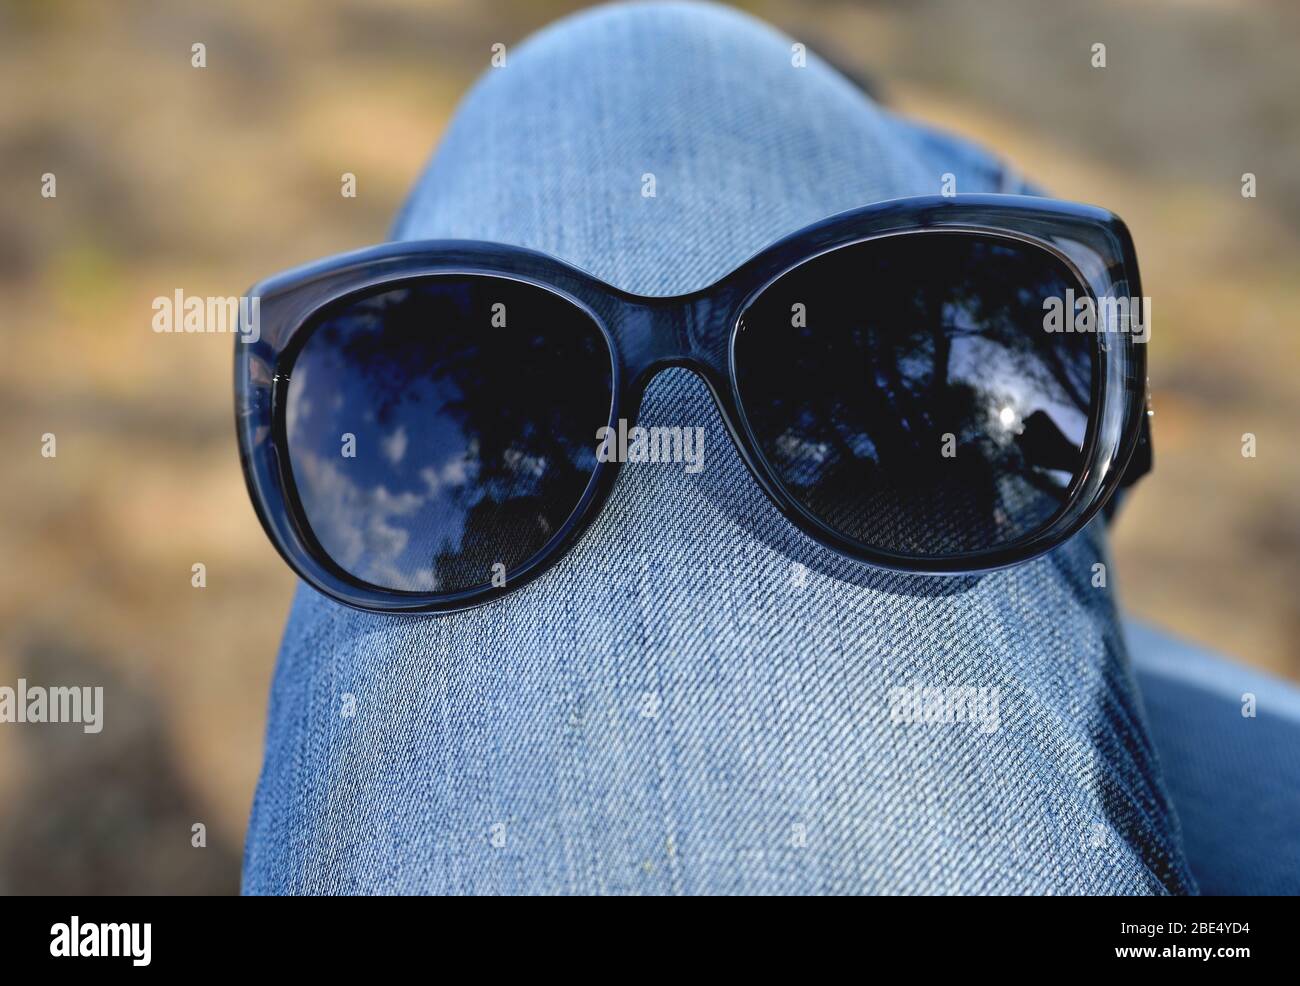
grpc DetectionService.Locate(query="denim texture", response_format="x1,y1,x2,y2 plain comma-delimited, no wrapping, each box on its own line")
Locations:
1129,621,1300,895
243,1,1194,895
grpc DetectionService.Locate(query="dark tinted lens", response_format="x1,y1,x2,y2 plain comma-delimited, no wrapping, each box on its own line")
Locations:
285,276,613,593
733,232,1094,557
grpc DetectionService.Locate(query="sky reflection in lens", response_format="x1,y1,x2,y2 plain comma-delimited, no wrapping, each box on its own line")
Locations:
286,277,612,592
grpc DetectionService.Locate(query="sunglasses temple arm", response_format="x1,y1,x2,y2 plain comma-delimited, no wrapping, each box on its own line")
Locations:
1118,390,1154,490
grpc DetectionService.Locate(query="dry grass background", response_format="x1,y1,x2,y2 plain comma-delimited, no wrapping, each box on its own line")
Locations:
0,0,1295,893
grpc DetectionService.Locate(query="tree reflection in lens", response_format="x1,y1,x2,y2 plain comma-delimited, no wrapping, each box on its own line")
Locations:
734,232,1093,557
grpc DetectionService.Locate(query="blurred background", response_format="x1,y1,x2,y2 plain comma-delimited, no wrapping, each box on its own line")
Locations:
0,0,1296,893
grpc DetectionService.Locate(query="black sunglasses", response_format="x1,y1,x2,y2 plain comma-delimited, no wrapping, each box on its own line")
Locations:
236,194,1152,614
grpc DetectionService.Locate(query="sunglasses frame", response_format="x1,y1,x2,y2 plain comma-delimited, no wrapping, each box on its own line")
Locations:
236,194,1151,614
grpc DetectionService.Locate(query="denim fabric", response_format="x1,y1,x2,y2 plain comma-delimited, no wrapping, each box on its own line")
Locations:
1128,620,1300,895
242,0,1194,895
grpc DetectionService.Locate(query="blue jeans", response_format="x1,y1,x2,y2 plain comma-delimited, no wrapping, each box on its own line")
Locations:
243,1,1194,895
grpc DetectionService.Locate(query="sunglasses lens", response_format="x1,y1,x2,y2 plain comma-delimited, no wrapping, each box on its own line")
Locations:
733,232,1095,559
284,275,613,593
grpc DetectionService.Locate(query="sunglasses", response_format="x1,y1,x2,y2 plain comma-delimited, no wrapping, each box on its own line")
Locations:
236,194,1152,614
